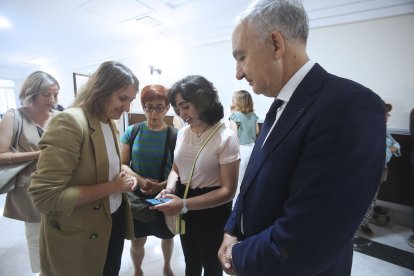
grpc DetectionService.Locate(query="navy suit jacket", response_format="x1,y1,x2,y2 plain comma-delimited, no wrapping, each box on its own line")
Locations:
224,64,386,276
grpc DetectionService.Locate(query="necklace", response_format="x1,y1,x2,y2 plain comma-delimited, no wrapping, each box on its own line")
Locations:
192,124,211,138
147,122,167,131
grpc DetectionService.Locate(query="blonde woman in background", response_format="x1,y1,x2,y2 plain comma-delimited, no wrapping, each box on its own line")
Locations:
0,71,60,274
229,90,259,201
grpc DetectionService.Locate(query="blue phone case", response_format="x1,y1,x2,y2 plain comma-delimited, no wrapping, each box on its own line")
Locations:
145,198,171,206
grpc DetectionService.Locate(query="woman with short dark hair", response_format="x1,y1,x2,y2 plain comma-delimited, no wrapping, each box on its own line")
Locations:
121,84,177,276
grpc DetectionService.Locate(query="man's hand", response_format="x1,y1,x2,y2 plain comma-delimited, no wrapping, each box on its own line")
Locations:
218,233,238,275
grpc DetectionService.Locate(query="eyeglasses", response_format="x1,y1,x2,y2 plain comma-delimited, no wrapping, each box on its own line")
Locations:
144,105,166,113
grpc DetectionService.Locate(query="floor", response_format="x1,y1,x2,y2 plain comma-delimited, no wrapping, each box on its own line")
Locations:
0,194,413,276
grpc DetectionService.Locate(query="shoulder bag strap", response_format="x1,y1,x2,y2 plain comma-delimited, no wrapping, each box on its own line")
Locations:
168,126,178,156
158,125,178,181
129,122,142,159
182,122,224,199
158,126,171,181
11,108,24,150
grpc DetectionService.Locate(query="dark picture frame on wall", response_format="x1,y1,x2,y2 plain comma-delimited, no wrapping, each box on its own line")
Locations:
72,72,90,96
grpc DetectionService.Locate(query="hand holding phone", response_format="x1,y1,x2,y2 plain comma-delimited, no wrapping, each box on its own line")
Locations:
145,198,171,206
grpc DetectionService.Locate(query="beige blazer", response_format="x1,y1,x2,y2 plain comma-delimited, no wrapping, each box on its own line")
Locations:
29,107,134,276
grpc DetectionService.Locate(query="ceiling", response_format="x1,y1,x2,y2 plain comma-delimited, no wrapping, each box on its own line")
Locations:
0,0,413,73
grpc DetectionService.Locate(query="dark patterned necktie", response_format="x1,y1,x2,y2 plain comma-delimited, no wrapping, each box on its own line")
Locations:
255,99,284,148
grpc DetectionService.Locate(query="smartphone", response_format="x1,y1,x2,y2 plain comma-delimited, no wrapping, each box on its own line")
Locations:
144,198,171,206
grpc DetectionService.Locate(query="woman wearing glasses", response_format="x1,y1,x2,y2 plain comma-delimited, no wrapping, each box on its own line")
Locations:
120,84,177,276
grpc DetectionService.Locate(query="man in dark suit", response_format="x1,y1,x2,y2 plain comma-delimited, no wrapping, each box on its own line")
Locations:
218,1,385,275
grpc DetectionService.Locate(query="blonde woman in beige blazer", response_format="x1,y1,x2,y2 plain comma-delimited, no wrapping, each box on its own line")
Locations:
29,61,139,276
0,71,60,274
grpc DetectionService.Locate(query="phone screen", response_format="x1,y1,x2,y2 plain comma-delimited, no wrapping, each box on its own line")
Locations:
145,198,171,206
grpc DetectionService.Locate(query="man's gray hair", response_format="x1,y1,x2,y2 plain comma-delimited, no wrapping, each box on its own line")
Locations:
239,0,309,45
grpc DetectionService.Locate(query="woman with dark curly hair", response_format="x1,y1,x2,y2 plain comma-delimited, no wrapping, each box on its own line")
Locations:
153,75,240,276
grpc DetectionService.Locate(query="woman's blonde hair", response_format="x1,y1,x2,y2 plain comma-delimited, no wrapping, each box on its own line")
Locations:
232,90,254,113
19,71,60,106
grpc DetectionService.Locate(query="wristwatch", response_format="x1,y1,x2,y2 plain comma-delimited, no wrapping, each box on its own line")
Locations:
180,199,188,214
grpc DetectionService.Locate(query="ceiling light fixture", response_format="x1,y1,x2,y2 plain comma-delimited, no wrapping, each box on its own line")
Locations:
0,16,11,28
136,16,163,28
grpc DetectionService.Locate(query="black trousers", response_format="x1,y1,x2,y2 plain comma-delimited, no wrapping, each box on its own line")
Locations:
177,185,232,276
103,202,126,276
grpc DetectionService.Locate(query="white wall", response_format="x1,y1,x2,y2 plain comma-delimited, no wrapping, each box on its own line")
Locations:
308,14,414,131
125,13,414,130
2,13,413,131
